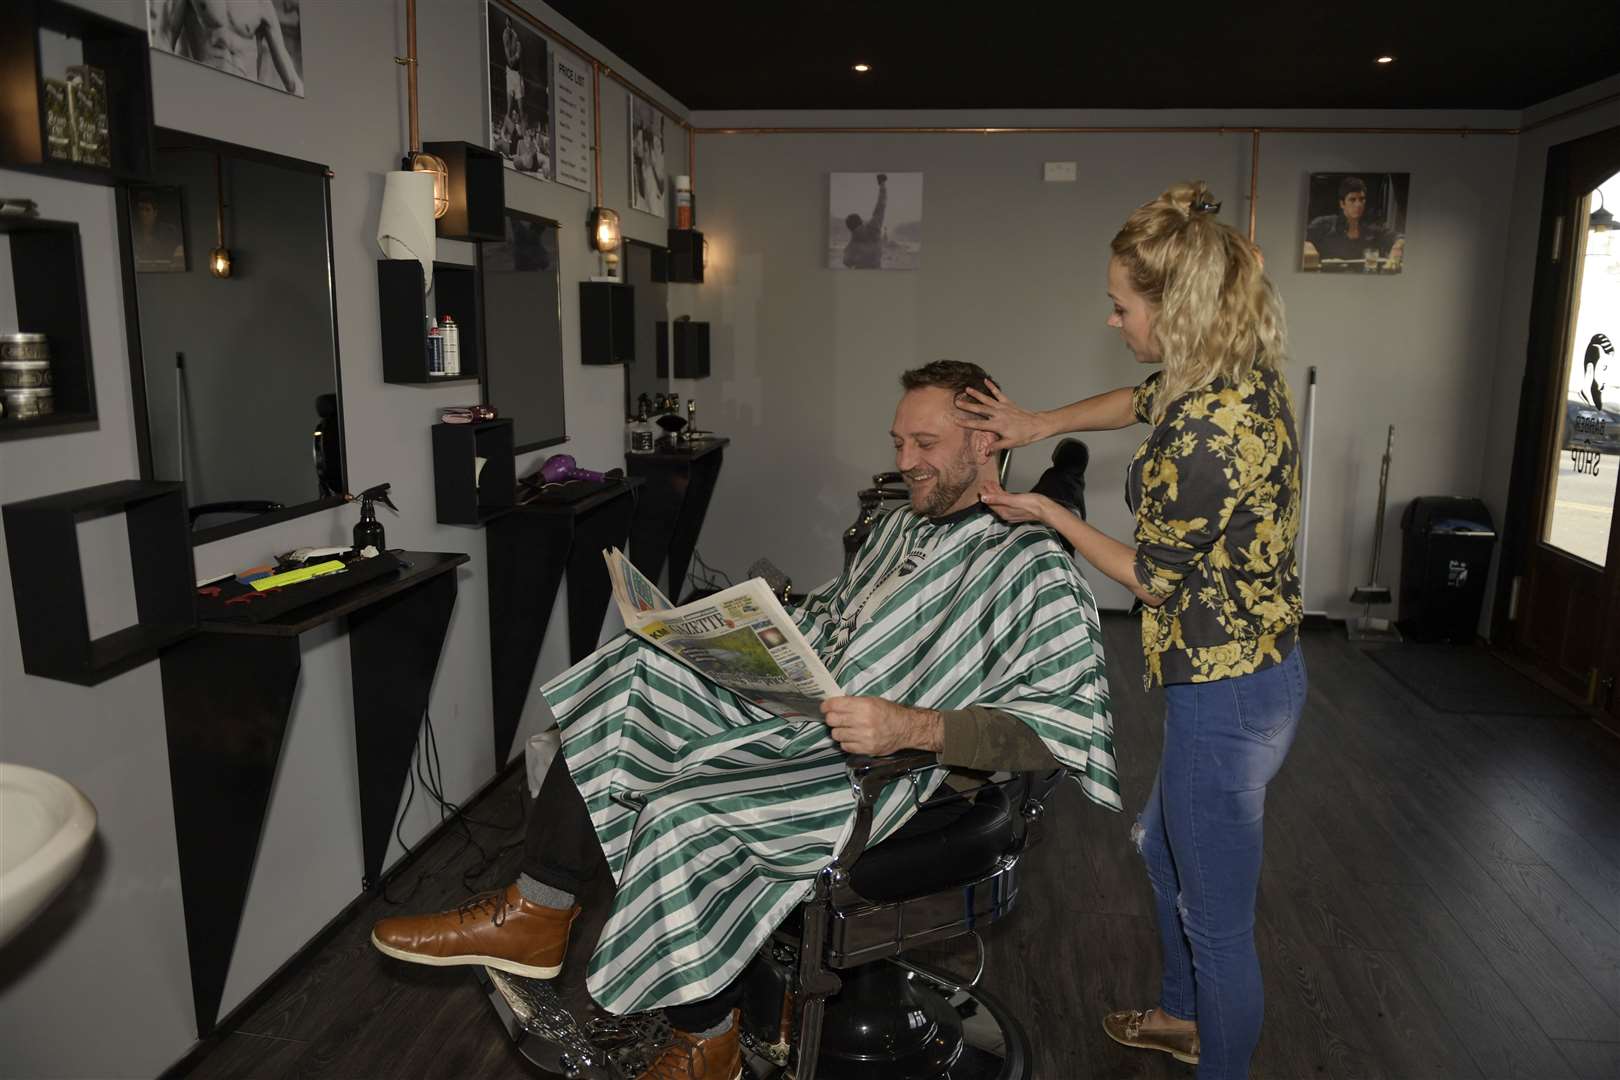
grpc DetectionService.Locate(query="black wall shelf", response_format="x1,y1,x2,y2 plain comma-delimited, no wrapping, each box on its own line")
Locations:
2,480,195,685
159,550,467,1035
431,419,515,525
657,319,711,379
0,216,98,441
626,439,728,603
667,228,705,284
0,0,155,185
579,281,634,365
485,478,642,764
421,140,504,242
377,260,484,386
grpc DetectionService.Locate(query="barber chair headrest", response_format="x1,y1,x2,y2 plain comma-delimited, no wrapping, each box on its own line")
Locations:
1029,438,1088,521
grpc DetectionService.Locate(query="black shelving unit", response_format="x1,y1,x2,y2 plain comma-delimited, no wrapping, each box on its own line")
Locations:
0,0,154,185
376,259,484,386
0,215,98,440
159,550,468,1035
2,480,195,685
579,281,634,365
422,141,504,242
657,319,711,379
667,228,705,283
626,439,728,602
431,418,515,525
485,479,642,765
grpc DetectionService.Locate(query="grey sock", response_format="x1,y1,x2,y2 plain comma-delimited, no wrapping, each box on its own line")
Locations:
694,1012,734,1039
516,873,575,909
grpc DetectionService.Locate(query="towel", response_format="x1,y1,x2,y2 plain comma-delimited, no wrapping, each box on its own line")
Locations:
376,170,435,293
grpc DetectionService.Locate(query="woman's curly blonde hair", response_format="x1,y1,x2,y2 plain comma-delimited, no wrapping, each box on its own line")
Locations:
1111,181,1289,423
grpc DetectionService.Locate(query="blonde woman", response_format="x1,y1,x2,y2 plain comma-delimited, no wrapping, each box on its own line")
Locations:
965,182,1304,1079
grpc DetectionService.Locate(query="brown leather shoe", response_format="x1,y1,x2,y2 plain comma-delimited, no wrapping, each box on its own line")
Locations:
639,1010,742,1080
1103,1007,1200,1064
369,884,580,980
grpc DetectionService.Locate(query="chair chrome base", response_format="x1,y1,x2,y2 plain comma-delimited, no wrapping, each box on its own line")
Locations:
480,958,1031,1080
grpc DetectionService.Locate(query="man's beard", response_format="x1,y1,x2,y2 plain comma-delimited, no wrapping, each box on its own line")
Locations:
907,447,979,518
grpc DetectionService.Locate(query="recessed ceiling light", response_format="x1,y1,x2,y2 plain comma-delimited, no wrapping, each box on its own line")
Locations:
1376,55,1395,64
852,63,871,73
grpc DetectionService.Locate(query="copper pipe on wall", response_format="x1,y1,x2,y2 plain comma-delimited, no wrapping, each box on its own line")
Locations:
1248,130,1260,242
690,123,1519,136
395,0,421,153
591,61,603,205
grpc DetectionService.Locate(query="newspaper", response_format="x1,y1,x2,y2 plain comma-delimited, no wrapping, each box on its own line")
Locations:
604,548,841,721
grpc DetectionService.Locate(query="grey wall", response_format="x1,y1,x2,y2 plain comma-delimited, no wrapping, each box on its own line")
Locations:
671,108,1522,618
1479,76,1620,626
135,149,338,510
0,2,686,1076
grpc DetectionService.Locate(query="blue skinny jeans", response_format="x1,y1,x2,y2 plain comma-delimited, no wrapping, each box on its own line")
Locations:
1133,644,1306,1080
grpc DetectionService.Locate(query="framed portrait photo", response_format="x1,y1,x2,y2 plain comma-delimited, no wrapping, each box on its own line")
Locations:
828,172,923,270
128,185,189,273
1302,172,1410,274
485,0,554,180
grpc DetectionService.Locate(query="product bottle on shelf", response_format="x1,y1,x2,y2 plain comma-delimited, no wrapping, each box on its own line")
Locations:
674,175,693,229
427,317,444,375
628,403,656,455
442,314,461,376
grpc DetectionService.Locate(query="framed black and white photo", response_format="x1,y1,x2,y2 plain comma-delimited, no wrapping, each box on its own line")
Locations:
828,172,923,270
485,0,553,180
128,185,189,273
1301,172,1409,274
147,0,305,97
628,93,667,216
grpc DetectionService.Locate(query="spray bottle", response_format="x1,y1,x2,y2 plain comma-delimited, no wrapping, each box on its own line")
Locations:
351,482,399,554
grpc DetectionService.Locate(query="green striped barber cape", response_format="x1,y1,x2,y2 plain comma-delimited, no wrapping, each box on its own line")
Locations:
541,504,1119,1016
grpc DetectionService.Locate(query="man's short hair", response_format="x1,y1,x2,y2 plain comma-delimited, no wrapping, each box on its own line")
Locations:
1338,176,1368,201
900,360,995,399
845,213,863,232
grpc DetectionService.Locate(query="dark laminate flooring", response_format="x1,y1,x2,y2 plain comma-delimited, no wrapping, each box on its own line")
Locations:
177,617,1620,1080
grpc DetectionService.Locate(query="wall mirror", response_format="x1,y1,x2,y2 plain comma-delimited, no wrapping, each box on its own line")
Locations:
480,209,567,453
622,238,669,419
118,129,344,545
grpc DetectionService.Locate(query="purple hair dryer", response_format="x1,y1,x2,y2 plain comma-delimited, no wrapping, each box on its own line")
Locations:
540,454,606,484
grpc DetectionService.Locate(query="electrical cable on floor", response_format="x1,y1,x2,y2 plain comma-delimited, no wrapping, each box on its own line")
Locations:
380,709,525,905
685,548,733,601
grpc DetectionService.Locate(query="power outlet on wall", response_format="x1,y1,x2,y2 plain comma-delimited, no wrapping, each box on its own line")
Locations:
1043,161,1078,183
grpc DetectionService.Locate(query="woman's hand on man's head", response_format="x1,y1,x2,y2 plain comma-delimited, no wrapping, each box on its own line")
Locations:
955,378,1046,450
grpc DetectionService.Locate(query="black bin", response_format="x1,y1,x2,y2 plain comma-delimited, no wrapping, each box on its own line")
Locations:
1398,496,1496,643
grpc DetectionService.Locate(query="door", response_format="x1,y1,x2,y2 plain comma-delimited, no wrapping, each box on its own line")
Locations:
1500,125,1620,723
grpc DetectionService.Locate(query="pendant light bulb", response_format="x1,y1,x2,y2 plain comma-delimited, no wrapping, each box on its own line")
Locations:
409,149,450,220
591,206,622,253
209,246,232,278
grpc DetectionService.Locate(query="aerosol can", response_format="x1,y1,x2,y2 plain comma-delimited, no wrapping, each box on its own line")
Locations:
351,482,399,554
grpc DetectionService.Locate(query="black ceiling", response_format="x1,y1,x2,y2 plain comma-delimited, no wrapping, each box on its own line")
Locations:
545,1,1620,113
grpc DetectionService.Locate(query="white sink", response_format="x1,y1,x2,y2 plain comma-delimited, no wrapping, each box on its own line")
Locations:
0,764,96,948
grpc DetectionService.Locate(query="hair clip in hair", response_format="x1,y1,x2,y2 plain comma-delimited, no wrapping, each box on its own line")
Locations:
1192,199,1222,215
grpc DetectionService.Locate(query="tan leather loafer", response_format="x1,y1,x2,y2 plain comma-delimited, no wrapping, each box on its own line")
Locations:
1103,1007,1200,1064
370,883,580,980
639,1010,743,1080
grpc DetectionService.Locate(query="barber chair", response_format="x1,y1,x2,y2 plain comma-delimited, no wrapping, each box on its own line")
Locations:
482,759,1061,1080
479,441,1092,1079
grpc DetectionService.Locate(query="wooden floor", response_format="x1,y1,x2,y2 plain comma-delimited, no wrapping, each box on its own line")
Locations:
176,616,1620,1080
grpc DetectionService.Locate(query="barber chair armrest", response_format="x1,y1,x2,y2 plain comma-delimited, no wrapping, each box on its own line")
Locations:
824,750,941,904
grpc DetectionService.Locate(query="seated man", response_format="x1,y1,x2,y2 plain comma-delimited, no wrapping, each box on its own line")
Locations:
371,360,1120,1079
